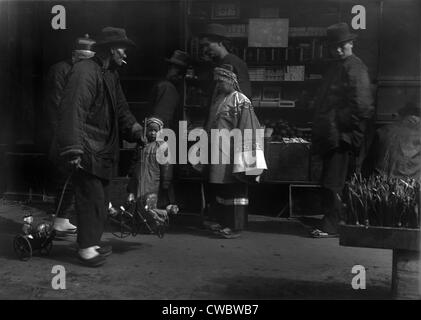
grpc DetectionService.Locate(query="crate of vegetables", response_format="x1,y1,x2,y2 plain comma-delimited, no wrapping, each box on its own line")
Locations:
342,174,420,230
338,174,421,299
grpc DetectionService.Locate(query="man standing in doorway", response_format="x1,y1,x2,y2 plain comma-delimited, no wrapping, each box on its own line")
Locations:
198,23,251,99
148,50,190,128
311,22,374,237
57,27,144,266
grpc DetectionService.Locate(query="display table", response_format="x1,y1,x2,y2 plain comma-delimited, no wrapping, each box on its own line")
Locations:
339,225,421,299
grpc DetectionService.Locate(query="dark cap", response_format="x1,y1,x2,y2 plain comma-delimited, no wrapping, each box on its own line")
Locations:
165,50,190,68
198,23,228,40
326,22,357,45
95,27,136,48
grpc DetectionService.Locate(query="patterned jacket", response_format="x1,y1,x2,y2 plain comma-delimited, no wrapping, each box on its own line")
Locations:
207,91,267,184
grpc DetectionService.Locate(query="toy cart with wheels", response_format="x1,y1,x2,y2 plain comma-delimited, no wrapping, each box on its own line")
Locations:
108,193,178,239
13,214,55,261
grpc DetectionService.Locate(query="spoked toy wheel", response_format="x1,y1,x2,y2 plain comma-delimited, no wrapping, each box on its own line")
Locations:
156,225,166,239
39,239,53,256
109,215,132,239
13,235,32,261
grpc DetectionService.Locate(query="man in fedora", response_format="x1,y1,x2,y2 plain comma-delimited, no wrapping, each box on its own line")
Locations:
311,22,374,237
56,27,145,266
44,34,96,236
148,50,190,128
198,23,251,99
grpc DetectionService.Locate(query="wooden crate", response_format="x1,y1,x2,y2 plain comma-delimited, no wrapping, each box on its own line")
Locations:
339,225,421,299
289,184,323,217
339,225,420,251
262,142,311,182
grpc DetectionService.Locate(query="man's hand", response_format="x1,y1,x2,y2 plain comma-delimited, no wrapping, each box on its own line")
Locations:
127,193,136,203
67,155,82,170
133,129,147,147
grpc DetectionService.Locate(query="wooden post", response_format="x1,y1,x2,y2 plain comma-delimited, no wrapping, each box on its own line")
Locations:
392,249,421,299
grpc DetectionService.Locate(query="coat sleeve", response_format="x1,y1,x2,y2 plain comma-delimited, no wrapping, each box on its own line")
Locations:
344,61,375,149
44,64,66,130
232,93,267,176
115,73,143,142
234,63,252,99
57,62,95,158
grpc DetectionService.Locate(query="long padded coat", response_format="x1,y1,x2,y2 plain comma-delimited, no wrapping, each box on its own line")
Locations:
57,57,142,180
312,54,374,157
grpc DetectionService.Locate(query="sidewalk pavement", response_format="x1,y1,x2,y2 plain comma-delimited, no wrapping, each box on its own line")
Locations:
0,199,392,299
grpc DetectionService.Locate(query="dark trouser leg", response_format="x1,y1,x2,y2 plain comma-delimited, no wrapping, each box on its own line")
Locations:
321,147,354,234
73,171,109,249
53,166,75,219
206,183,218,221
211,183,248,231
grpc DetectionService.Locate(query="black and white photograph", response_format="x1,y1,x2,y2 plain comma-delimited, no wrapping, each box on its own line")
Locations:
0,0,420,305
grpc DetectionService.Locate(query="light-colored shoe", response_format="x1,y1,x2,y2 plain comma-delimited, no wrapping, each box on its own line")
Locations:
53,218,77,235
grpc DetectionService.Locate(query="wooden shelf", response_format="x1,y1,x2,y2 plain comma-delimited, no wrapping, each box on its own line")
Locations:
247,60,328,67
251,79,321,84
339,224,420,251
254,106,296,110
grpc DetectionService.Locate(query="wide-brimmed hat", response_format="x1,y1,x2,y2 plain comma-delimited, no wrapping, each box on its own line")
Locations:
326,23,357,45
165,50,190,68
198,23,228,40
94,27,136,48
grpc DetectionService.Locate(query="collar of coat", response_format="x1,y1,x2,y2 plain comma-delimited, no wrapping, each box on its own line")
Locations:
92,56,119,72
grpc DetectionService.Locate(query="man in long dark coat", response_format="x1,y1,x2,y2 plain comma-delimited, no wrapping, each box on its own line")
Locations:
148,50,189,129
311,23,374,237
57,27,144,266
45,34,95,235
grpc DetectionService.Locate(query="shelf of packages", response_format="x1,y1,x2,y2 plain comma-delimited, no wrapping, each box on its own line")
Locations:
250,79,322,84
246,60,328,67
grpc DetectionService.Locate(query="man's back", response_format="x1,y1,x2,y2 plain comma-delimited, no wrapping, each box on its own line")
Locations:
372,115,421,181
45,60,73,130
149,80,180,127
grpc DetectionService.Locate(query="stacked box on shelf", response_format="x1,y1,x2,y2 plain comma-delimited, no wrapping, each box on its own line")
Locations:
249,67,266,81
249,67,284,82
262,141,311,182
289,27,326,37
226,24,248,37
284,66,305,81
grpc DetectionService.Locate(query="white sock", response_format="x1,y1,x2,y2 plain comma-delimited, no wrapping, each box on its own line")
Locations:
53,218,77,231
78,246,100,259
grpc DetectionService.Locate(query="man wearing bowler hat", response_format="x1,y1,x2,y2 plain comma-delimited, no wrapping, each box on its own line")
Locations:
148,50,190,128
311,22,374,237
56,27,145,266
45,34,96,236
198,23,251,99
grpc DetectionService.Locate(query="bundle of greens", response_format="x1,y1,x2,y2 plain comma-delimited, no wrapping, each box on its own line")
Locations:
343,174,420,229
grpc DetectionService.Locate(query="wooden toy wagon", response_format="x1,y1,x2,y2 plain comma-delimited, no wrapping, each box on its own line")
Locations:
13,214,55,261
108,193,178,239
